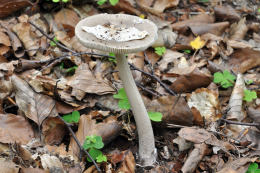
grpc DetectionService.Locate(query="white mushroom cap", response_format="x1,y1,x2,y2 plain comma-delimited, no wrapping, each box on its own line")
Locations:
75,14,158,54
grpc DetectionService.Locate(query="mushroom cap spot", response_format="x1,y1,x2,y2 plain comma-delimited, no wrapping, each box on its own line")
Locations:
75,13,158,54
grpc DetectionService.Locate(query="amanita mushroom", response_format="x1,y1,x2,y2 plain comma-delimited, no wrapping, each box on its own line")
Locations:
75,13,158,166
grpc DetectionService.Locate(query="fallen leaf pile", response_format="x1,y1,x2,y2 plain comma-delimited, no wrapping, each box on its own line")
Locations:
0,0,259,172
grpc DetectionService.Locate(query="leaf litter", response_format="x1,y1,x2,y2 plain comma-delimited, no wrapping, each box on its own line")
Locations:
0,0,259,172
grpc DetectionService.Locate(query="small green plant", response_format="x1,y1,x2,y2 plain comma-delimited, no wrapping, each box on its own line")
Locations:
97,0,119,6
243,89,257,102
183,49,191,54
213,70,236,88
83,135,107,163
154,46,166,56
59,62,78,75
258,8,260,13
50,0,69,3
50,37,59,47
62,111,80,123
113,88,131,110
113,88,163,122
198,0,209,3
245,79,254,85
246,163,260,173
148,111,163,122
108,52,117,63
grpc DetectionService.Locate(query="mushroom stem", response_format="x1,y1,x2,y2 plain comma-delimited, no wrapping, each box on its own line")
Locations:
116,53,157,166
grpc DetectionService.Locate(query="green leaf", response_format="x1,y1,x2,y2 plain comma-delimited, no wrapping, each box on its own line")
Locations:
243,90,257,102
258,8,260,13
183,49,191,54
148,112,162,122
154,46,166,56
66,66,78,74
213,70,236,88
97,0,107,5
62,111,80,123
247,163,260,173
245,79,253,85
62,0,69,2
96,153,107,163
52,0,59,2
109,0,119,6
50,37,59,47
83,135,104,150
118,99,131,110
59,62,64,69
87,148,102,162
113,88,131,110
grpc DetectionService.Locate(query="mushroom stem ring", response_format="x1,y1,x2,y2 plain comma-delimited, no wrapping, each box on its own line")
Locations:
75,13,158,166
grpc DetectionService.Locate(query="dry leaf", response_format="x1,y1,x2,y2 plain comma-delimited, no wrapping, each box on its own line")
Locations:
187,88,219,122
12,75,58,125
229,18,248,40
0,114,34,144
190,22,229,36
214,5,240,22
40,154,63,171
0,159,19,173
69,114,122,157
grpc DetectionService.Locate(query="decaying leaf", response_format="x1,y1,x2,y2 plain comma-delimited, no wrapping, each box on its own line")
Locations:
137,0,179,14
229,48,260,73
69,113,122,157
145,95,194,126
170,68,212,93
40,154,63,171
0,159,19,173
67,63,115,100
108,150,135,173
0,114,34,144
214,5,240,22
11,75,58,125
187,88,220,122
229,18,248,40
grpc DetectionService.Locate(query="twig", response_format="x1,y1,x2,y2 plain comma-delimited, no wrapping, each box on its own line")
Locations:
135,82,161,97
28,21,77,54
58,116,102,172
144,50,154,75
129,63,176,96
220,118,260,127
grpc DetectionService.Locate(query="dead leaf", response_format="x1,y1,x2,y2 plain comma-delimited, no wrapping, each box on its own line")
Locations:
170,68,212,93
190,22,229,36
0,31,11,46
229,48,260,73
214,5,240,22
69,114,122,157
158,50,183,71
0,0,33,18
11,75,58,125
187,88,220,122
145,95,194,126
54,8,80,37
40,154,63,171
138,0,179,14
67,63,115,100
172,14,214,32
115,150,135,173
20,168,48,173
42,117,66,145
0,114,34,144
0,159,19,173
229,18,248,40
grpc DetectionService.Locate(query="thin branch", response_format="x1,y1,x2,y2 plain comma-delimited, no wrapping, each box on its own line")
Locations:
220,118,260,127
28,21,77,54
129,63,176,96
58,116,102,173
136,82,161,97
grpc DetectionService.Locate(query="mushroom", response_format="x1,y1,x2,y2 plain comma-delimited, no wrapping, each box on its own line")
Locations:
75,13,158,166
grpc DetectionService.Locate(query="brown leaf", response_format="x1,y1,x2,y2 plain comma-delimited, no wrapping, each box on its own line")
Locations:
12,21,39,57
0,114,34,144
67,63,115,100
115,150,135,173
69,114,122,157
0,160,19,173
190,22,229,36
0,0,33,18
0,31,11,46
229,48,260,73
158,50,183,72
229,18,248,40
20,168,48,173
145,95,193,126
172,14,214,32
214,5,240,22
170,68,212,93
42,117,66,145
54,8,80,37
138,0,179,14
187,88,220,122
12,75,58,125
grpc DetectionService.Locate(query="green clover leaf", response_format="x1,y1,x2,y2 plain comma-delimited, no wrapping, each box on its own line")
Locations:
243,90,257,102
148,112,162,122
247,163,260,173
109,0,119,6
83,135,104,150
97,0,107,5
213,70,236,88
154,46,166,56
62,111,80,123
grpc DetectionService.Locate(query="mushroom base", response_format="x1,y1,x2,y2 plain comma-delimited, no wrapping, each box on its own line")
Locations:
116,54,157,166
